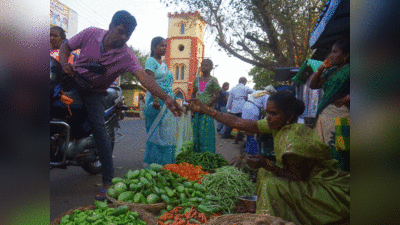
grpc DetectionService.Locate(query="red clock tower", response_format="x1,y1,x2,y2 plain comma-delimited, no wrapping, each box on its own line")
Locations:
165,11,206,101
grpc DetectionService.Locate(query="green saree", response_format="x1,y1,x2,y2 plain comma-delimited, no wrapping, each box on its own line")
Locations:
256,121,350,225
192,77,221,153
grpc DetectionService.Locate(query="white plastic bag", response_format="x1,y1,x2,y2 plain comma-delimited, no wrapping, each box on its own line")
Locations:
175,110,193,157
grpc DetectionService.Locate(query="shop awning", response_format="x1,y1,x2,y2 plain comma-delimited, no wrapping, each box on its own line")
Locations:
309,0,350,60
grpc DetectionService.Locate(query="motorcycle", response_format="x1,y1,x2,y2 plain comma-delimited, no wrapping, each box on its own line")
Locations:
50,56,128,174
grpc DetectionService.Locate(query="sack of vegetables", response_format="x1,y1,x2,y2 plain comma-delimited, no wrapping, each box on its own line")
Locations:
51,202,158,225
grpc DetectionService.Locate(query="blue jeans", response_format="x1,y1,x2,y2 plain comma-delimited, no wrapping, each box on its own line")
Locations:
80,91,114,185
216,106,227,132
221,112,242,138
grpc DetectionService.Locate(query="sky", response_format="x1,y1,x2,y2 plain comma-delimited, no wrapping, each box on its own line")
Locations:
57,0,255,90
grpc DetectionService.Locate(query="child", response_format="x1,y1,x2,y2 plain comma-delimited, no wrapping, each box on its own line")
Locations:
191,59,221,153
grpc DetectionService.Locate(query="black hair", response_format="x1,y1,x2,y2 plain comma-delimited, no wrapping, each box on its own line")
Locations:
333,33,350,63
268,90,305,123
202,58,214,68
239,77,247,84
51,26,66,40
222,82,229,88
139,94,144,100
109,10,137,37
150,36,165,57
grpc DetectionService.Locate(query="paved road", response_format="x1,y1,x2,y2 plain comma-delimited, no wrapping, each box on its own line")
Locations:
50,118,244,221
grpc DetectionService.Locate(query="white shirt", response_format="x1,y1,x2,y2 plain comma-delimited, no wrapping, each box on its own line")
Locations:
226,83,255,114
242,91,269,120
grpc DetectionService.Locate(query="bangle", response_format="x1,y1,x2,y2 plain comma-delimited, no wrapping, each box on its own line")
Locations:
212,109,217,117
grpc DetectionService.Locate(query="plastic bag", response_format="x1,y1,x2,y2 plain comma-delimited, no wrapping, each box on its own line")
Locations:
175,110,194,157
292,59,323,84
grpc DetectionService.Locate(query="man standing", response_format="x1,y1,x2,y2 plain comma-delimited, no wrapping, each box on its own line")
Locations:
59,10,183,200
215,82,229,133
222,77,254,141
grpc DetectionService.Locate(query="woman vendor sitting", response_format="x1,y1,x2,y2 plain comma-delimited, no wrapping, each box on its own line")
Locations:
188,90,350,225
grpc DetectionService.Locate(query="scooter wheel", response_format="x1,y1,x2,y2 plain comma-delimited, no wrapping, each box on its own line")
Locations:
82,160,102,175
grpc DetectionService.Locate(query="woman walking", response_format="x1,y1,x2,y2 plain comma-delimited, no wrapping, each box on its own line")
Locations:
143,37,177,166
191,59,221,153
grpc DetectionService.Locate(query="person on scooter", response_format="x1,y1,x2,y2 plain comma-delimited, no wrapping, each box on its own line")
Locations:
50,26,78,64
59,10,184,200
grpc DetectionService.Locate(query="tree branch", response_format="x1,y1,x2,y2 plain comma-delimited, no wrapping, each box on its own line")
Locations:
237,41,265,62
251,0,289,67
244,34,271,51
218,39,276,71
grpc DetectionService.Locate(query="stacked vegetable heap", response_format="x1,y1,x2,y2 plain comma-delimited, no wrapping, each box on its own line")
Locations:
176,142,228,172
58,201,147,225
107,163,222,216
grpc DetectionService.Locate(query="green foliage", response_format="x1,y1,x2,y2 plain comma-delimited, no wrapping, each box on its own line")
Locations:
120,47,150,86
162,0,327,71
248,66,277,90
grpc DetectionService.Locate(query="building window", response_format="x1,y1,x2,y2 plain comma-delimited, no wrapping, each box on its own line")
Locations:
180,65,185,80
175,66,179,80
180,24,185,34
178,44,184,52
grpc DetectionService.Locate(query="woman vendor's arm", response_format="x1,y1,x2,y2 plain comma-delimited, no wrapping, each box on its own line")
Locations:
206,89,221,107
196,103,260,133
309,63,327,89
262,154,316,181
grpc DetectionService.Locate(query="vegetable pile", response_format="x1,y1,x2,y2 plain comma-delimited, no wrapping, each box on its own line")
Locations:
164,162,209,183
158,206,221,225
58,201,147,225
200,166,256,214
176,152,228,172
178,141,194,155
107,163,221,215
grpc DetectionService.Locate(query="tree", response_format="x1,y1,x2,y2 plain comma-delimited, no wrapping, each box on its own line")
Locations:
162,0,326,73
120,47,149,86
248,66,276,90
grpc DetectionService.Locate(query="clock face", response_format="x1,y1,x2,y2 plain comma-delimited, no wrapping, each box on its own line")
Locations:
178,44,185,51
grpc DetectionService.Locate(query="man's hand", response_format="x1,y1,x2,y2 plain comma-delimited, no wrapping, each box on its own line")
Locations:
164,97,184,117
61,63,75,77
188,99,207,114
152,101,161,110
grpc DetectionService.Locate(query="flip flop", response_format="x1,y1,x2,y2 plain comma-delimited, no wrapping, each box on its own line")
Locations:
94,188,107,201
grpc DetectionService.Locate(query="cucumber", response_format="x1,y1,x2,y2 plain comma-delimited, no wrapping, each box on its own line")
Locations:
149,163,164,172
140,195,147,204
111,177,124,184
147,194,160,204
131,170,140,179
118,191,133,201
133,193,142,203
112,205,129,216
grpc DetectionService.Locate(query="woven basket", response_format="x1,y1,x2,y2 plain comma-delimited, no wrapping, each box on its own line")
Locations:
51,204,158,225
106,193,167,214
204,213,296,225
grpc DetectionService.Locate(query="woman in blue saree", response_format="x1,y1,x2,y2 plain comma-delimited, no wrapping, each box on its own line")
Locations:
143,37,178,166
